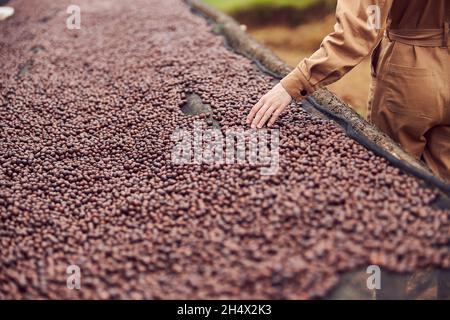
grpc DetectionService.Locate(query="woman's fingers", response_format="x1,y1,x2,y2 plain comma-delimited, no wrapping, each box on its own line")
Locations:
247,83,293,128
257,104,279,128
268,107,285,127
251,102,271,128
246,97,265,124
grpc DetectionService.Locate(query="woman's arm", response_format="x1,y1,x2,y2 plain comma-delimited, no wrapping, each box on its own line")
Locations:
247,0,393,128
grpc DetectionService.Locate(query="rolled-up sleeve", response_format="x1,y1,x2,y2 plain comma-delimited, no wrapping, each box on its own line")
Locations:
281,0,393,102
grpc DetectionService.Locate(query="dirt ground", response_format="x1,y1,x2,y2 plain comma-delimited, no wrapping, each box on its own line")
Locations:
248,14,371,117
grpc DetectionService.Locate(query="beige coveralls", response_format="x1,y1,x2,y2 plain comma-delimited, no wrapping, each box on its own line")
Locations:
281,0,450,181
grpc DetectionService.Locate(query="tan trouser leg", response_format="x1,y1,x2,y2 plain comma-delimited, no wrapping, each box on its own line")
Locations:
424,126,450,181
368,38,450,181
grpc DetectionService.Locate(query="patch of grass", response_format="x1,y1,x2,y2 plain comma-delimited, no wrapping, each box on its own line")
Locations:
202,0,323,14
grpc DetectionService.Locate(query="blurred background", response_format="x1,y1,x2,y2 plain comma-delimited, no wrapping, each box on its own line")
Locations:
203,0,370,117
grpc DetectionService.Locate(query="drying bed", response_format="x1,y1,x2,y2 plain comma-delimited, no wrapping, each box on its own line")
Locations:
0,0,449,299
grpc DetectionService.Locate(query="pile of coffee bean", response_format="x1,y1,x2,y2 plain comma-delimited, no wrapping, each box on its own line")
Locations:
0,0,449,299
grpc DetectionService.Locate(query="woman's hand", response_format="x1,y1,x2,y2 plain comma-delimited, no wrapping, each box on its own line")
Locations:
246,83,293,128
